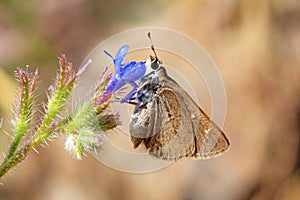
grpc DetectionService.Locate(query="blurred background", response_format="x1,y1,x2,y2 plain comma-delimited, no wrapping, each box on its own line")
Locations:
0,0,299,199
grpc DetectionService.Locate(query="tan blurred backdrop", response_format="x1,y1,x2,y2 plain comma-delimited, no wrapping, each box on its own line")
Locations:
0,0,299,200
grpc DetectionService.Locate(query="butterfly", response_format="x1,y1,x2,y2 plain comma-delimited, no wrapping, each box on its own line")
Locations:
127,33,230,160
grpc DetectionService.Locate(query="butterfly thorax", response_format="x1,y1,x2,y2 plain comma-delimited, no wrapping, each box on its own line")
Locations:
135,65,170,107
136,75,160,106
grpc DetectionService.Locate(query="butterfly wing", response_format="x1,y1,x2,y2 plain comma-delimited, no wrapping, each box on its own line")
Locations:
158,67,230,159
130,66,230,160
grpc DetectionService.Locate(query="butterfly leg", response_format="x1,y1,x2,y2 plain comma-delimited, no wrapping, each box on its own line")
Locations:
120,81,138,103
126,100,141,106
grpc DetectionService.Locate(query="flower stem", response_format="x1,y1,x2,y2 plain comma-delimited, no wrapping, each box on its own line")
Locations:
0,55,82,179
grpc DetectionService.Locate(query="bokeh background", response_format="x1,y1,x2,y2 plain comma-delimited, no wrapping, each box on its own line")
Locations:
0,0,300,199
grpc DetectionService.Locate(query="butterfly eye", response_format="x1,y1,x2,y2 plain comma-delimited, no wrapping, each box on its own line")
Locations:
151,62,159,70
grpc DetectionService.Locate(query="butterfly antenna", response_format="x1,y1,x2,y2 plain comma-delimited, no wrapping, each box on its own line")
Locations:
147,32,159,62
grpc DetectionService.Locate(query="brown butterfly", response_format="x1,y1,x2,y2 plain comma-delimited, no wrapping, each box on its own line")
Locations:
128,33,230,161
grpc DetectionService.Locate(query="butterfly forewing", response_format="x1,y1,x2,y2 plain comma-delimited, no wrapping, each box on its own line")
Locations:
165,74,230,159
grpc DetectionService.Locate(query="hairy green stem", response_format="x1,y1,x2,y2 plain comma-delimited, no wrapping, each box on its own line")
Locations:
6,78,31,159
0,86,73,179
0,114,72,178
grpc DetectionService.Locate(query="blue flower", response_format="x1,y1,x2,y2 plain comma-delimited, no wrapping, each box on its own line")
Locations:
103,45,146,103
